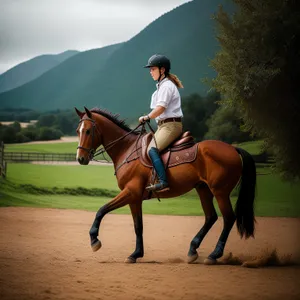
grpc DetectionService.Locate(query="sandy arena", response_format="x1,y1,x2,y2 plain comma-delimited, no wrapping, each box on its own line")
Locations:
0,207,299,300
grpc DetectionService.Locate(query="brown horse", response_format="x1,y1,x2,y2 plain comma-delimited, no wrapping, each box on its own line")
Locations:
75,106,256,264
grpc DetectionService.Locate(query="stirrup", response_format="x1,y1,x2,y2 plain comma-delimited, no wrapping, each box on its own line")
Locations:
146,182,169,192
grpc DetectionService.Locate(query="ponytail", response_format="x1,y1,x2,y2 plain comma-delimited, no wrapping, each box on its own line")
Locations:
167,73,184,88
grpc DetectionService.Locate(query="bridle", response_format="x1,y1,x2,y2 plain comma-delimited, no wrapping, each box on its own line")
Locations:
77,117,150,162
77,118,102,160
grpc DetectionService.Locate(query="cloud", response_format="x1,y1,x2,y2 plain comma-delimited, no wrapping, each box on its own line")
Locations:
0,0,191,73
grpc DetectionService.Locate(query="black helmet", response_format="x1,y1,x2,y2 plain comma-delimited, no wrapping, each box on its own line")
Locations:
144,54,171,73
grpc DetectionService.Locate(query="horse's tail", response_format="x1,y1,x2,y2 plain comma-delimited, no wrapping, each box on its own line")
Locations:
234,147,257,239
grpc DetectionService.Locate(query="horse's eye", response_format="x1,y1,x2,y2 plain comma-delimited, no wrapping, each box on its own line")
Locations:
86,129,90,135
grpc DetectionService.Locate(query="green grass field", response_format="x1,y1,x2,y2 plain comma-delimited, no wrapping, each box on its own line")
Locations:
233,140,264,155
5,140,265,155
1,162,299,217
5,142,78,153
1,139,299,217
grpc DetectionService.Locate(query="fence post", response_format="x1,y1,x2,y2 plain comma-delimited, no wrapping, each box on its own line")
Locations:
0,141,7,178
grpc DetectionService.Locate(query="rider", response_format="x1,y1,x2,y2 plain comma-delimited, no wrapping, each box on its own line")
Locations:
139,54,184,192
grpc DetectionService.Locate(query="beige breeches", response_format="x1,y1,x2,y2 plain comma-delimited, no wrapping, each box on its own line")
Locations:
147,122,183,153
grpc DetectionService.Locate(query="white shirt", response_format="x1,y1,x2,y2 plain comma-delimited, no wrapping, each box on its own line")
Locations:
150,77,183,122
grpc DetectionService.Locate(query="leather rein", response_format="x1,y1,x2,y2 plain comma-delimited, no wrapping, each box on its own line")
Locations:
77,118,153,166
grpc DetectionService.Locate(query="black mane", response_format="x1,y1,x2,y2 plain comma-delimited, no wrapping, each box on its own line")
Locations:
90,107,139,134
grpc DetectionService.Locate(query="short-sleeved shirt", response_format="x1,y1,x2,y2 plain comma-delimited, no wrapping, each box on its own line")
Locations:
150,77,183,123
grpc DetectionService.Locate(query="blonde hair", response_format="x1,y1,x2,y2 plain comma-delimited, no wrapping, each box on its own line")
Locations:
167,73,184,88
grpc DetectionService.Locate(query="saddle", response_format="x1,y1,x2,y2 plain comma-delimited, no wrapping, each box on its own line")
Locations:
139,131,198,169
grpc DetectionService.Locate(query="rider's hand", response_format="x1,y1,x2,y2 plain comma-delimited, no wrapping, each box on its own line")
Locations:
139,115,150,123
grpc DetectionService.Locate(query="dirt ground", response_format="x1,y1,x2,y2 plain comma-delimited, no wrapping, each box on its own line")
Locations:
0,207,299,300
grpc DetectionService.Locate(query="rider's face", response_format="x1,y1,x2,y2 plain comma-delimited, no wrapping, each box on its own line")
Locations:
150,66,165,81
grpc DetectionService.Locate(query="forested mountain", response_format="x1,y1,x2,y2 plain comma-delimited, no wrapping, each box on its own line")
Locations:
0,0,234,118
0,50,79,93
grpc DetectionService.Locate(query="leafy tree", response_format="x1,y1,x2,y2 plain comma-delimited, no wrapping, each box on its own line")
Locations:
38,127,63,141
182,91,219,141
0,126,17,143
15,132,31,143
9,121,21,133
22,126,39,141
211,0,300,180
205,104,253,143
36,114,56,127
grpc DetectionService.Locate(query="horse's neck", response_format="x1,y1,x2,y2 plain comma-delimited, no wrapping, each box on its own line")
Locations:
101,120,137,164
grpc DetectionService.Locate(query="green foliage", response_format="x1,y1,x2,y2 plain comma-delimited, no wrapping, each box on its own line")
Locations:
205,104,253,143
0,109,80,143
37,127,63,140
0,121,24,143
182,91,219,141
0,108,39,122
211,0,300,180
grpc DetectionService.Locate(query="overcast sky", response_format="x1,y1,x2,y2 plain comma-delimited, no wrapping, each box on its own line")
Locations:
0,0,192,74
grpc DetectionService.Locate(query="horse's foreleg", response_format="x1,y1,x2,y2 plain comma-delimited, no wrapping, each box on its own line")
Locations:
205,193,236,265
125,201,144,263
187,185,217,263
89,188,131,252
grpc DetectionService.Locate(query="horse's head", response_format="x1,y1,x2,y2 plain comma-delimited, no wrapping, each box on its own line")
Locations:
75,106,102,165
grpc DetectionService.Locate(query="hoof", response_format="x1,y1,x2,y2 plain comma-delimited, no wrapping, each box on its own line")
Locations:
187,252,198,264
125,256,136,264
204,257,217,265
91,240,102,252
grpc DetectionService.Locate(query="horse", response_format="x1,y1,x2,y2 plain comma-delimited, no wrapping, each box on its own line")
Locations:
75,106,256,264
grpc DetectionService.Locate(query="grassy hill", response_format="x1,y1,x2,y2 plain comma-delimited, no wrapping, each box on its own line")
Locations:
0,0,234,118
0,50,79,93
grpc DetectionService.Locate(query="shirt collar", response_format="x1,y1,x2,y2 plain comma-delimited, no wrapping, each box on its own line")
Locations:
156,77,169,89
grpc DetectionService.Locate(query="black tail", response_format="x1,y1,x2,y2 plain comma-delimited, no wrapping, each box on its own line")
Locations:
235,147,257,239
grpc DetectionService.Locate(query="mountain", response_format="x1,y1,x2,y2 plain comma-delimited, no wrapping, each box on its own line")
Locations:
0,0,234,118
0,50,79,93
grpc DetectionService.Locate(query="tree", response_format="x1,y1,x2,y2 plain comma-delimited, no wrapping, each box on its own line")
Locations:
211,0,300,180
36,114,56,127
38,127,63,141
0,126,17,143
182,92,219,141
205,104,253,143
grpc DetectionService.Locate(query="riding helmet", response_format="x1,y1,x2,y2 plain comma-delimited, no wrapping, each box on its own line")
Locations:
144,54,171,73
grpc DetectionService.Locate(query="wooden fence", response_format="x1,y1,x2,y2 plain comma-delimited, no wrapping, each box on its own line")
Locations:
4,152,77,163
0,141,7,178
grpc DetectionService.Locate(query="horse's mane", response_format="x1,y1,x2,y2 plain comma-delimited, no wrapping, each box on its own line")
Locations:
90,107,139,135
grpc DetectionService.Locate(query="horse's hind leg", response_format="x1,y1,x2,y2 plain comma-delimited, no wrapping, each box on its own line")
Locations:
125,201,144,264
205,192,236,265
187,184,218,263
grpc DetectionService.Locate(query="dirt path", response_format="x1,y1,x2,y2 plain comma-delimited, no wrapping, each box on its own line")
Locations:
0,207,299,300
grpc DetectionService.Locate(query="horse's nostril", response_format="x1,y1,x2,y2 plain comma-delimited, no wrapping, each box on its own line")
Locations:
77,157,84,164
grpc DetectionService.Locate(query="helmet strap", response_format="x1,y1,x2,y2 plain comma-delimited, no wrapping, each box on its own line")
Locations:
157,68,165,82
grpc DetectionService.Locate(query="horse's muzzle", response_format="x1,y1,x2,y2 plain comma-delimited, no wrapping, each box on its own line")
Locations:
77,156,89,165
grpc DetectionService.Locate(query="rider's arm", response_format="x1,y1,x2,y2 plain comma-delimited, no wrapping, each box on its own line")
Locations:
148,106,165,119
139,106,165,122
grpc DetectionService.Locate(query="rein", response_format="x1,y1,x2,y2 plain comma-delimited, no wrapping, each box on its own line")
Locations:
77,117,153,168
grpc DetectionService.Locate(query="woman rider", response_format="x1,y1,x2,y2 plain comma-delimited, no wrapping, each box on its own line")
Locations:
139,54,184,192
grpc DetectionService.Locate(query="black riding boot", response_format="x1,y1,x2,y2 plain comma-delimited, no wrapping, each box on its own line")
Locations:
146,147,169,192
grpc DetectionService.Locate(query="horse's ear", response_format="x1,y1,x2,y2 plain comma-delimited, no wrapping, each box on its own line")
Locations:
75,107,84,119
84,106,92,118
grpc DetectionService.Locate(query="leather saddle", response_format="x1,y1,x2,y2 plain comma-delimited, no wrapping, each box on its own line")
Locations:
139,131,198,169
